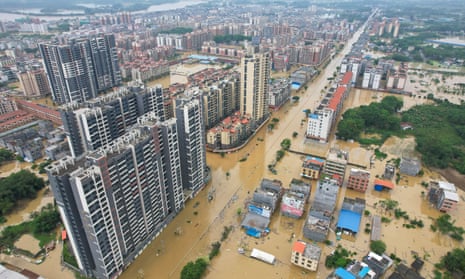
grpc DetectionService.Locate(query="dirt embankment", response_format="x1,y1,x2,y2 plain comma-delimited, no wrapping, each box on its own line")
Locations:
434,167,465,192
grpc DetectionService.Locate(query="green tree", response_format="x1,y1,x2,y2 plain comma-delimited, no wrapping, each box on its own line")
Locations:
0,148,14,164
180,258,208,279
370,240,387,255
439,248,465,274
280,138,291,150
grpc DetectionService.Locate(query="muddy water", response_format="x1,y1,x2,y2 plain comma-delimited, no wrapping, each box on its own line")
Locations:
121,25,369,279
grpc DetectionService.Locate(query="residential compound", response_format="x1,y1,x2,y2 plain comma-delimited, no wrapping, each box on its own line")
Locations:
47,84,208,278
39,34,121,104
46,115,185,279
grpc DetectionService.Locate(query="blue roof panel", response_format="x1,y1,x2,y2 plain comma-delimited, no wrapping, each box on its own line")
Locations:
337,209,362,233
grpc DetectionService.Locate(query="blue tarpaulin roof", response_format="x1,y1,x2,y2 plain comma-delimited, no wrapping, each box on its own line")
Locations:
337,209,362,233
335,268,356,279
358,266,370,277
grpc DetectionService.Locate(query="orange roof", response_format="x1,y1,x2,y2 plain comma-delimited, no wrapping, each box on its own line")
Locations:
292,241,306,254
62,230,67,240
328,87,346,110
341,72,353,85
374,179,395,189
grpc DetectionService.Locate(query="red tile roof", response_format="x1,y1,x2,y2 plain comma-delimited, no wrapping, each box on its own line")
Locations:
374,179,395,189
341,72,353,85
292,241,306,254
328,87,346,111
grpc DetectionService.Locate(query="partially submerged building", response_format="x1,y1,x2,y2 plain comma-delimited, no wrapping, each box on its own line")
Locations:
428,181,459,212
324,149,348,181
329,252,393,279
301,156,325,179
303,178,339,242
291,240,322,272
347,168,371,192
241,179,283,237
399,157,421,176
336,198,365,237
281,179,311,219
374,179,395,192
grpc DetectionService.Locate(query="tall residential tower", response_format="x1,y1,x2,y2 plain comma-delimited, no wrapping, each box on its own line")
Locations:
239,52,271,124
40,34,121,104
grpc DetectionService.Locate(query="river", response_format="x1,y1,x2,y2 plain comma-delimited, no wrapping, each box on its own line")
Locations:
0,0,207,21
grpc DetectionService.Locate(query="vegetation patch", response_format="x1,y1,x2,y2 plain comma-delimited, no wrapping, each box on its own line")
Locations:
337,96,403,144
431,214,465,241
0,170,45,223
0,204,60,249
325,245,355,268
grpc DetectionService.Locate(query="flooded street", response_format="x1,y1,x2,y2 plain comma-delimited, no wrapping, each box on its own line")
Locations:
121,25,370,279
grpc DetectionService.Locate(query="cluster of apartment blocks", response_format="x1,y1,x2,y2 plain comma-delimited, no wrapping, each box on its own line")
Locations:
45,84,207,278
369,18,400,38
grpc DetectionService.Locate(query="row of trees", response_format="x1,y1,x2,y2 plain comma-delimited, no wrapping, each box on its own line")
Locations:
0,170,45,222
336,96,403,140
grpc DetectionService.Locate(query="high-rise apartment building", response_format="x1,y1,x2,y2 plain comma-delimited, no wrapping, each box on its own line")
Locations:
18,69,51,98
175,95,207,196
46,113,184,279
240,52,271,124
60,85,164,158
40,34,121,104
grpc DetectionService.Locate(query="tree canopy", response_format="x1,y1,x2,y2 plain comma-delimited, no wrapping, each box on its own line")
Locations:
180,258,208,279
440,248,465,274
402,101,465,173
370,240,387,255
0,170,45,219
0,148,14,164
336,96,403,140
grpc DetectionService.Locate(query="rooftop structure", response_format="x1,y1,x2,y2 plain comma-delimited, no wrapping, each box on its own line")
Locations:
374,179,395,192
303,179,339,242
399,157,421,176
336,198,365,237
371,215,382,241
291,241,322,272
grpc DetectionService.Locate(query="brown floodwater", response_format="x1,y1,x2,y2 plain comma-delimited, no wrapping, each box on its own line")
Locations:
120,25,371,279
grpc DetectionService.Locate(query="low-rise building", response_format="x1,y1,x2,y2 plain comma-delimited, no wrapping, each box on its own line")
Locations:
347,168,370,192
291,241,321,272
281,179,311,219
301,156,325,179
428,181,459,212
399,157,421,176
303,178,339,242
324,149,348,181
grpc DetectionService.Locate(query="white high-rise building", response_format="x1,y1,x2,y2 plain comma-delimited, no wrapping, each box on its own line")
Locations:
240,52,271,123
306,108,333,142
